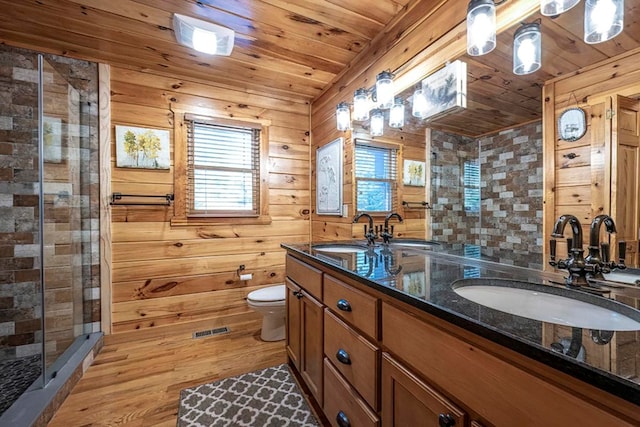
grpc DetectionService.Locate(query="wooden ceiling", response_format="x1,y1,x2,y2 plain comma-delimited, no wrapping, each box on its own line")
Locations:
1,1,639,136
0,0,413,101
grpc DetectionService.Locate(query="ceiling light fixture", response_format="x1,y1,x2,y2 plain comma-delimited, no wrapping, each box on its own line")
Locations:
412,88,429,119
513,22,542,75
466,0,497,56
540,0,581,16
584,0,624,44
173,13,235,56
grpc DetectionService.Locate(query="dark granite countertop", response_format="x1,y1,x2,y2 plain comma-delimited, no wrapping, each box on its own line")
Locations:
281,240,640,407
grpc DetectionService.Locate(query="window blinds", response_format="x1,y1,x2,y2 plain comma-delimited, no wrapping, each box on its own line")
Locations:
463,159,480,213
354,143,397,213
186,120,260,216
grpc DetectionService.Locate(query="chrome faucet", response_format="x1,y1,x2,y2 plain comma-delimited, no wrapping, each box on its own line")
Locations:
353,213,378,246
381,212,403,244
550,214,626,287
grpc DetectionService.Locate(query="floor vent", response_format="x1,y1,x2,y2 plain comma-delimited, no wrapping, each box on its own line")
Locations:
193,326,230,339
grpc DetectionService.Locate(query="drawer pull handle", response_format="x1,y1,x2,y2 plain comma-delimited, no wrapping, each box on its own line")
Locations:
336,411,351,427
336,299,352,312
438,413,456,427
336,349,351,365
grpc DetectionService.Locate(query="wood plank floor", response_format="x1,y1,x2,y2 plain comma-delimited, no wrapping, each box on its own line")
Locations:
49,318,286,426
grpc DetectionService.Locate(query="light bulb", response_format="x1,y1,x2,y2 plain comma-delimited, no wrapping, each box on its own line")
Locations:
193,28,218,54
336,102,351,131
466,0,496,56
584,0,623,44
513,23,541,75
412,89,428,118
370,110,384,137
389,98,405,128
376,71,394,109
353,88,370,121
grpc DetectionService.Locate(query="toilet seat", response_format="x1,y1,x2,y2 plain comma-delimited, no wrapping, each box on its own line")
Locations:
247,284,286,304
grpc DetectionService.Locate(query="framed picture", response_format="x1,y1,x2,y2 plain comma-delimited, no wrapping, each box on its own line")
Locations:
402,271,426,298
316,137,343,215
403,159,426,186
43,116,62,163
115,125,170,169
421,60,467,121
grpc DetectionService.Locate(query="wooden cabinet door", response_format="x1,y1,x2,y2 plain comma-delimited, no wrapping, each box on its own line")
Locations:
381,353,466,427
286,278,302,370
301,288,324,406
611,95,640,267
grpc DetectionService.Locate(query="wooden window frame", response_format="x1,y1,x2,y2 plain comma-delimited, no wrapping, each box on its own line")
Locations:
171,108,271,226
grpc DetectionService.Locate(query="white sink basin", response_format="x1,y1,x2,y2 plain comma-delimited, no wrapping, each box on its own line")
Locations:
452,278,640,331
312,244,368,253
389,239,440,248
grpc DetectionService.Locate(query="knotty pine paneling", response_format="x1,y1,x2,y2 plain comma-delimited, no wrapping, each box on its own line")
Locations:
110,66,311,335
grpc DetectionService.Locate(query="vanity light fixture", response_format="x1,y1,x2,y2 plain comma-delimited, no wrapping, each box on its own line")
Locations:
353,88,370,121
466,0,497,56
584,0,624,44
370,110,385,137
375,71,395,109
389,98,405,128
336,102,351,131
412,88,429,119
173,13,235,55
513,22,542,75
540,0,581,16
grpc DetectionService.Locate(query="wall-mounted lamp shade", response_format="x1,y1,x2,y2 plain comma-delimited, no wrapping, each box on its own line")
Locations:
173,14,235,55
540,0,581,16
584,0,624,44
513,23,542,75
412,88,429,118
389,98,405,128
466,0,496,56
353,88,370,121
370,110,384,136
376,71,394,109
336,102,351,131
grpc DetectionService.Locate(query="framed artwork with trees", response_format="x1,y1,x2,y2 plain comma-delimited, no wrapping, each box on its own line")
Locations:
115,125,170,169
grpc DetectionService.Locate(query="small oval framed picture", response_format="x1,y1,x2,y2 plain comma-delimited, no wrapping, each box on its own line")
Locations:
558,107,587,142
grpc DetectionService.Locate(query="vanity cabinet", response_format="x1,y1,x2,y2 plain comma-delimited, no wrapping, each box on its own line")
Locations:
381,353,466,427
285,255,324,406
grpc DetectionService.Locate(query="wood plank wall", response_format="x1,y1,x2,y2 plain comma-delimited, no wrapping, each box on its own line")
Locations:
309,0,539,241
108,66,311,337
542,48,640,268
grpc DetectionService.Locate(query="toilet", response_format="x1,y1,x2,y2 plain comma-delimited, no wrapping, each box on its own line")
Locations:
247,284,286,341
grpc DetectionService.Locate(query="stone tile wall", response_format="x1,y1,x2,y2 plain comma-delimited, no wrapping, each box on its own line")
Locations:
0,44,99,365
429,121,543,270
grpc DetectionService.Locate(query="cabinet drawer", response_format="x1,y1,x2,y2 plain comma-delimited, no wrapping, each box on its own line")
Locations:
286,254,322,300
324,309,379,411
324,274,379,340
324,358,379,427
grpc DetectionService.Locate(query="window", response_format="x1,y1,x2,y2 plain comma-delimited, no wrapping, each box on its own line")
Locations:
463,159,480,213
355,142,398,213
172,112,269,225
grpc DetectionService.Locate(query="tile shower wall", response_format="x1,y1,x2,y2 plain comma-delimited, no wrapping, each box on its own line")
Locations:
0,44,100,362
430,121,543,270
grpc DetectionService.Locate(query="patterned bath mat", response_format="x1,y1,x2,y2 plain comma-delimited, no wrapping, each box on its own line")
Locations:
177,364,320,427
